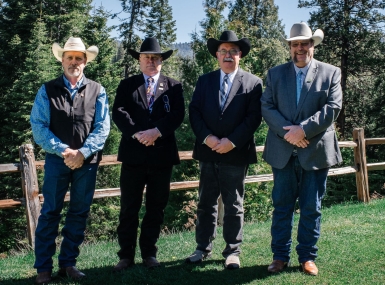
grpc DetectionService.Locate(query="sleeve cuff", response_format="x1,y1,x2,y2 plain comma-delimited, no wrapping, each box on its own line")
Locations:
155,127,162,137
299,123,307,138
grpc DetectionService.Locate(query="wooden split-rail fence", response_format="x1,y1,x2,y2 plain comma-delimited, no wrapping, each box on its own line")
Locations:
0,128,384,248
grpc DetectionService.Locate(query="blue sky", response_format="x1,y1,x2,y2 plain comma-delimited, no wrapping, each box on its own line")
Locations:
91,0,314,43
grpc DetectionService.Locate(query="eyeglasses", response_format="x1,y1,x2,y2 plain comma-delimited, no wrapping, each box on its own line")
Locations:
217,49,240,56
141,54,161,61
291,41,311,48
163,95,170,112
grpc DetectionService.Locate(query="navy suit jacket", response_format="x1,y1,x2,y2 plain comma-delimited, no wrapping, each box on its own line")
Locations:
112,73,185,166
189,68,263,165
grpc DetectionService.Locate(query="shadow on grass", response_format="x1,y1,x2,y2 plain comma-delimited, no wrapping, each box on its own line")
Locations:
0,259,300,285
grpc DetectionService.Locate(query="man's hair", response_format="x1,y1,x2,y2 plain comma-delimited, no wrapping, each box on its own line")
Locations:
288,39,314,46
62,51,87,59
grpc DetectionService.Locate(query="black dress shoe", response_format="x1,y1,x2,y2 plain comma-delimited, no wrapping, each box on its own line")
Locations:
58,266,86,280
113,258,135,272
35,271,52,284
142,257,161,269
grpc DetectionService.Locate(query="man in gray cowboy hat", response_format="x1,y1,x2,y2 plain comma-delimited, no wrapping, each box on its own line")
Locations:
261,22,342,275
30,37,110,284
112,37,184,270
187,30,263,269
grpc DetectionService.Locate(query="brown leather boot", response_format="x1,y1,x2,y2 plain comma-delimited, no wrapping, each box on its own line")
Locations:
267,260,289,273
301,260,318,276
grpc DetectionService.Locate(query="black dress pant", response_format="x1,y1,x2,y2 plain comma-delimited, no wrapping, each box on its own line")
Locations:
117,163,173,259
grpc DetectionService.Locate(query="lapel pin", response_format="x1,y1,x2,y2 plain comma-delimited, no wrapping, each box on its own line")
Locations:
159,87,164,90
160,83,164,87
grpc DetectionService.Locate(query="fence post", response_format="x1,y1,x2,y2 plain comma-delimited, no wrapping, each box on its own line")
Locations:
353,128,370,202
19,144,41,248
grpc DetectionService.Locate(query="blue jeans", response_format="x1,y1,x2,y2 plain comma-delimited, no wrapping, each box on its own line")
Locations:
34,153,98,273
195,161,247,258
271,155,328,263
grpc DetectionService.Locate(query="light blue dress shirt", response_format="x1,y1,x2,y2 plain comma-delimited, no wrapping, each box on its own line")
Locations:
30,75,110,159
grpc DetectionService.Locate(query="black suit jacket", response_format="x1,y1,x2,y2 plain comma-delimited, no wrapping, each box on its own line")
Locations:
112,73,185,166
189,69,263,165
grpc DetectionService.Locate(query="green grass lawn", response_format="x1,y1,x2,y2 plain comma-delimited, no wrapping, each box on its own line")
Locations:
1,199,385,285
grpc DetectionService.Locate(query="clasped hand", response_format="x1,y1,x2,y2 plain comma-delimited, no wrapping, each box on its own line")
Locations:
62,148,85,169
135,128,160,147
206,135,234,154
283,125,309,148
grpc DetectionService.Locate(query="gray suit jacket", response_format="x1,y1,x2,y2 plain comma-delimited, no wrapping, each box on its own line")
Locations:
261,59,343,170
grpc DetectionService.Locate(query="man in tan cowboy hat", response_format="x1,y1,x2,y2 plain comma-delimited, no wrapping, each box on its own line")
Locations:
261,22,342,275
112,37,184,271
30,37,110,284
186,30,263,269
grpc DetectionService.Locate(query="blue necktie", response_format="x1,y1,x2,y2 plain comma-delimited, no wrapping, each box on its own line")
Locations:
296,71,303,105
147,77,155,112
220,74,229,110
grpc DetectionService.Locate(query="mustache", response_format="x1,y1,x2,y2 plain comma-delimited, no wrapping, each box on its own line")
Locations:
223,57,234,62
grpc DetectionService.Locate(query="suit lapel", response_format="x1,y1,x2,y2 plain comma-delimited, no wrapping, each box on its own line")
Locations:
222,69,243,112
211,70,221,111
286,63,297,120
154,74,167,101
295,60,318,119
138,74,148,108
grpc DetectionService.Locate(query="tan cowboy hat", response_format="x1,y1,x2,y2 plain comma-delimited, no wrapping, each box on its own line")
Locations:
52,37,99,62
207,30,251,58
284,22,324,46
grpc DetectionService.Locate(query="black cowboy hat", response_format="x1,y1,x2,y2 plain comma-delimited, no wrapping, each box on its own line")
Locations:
207,30,251,58
127,37,173,60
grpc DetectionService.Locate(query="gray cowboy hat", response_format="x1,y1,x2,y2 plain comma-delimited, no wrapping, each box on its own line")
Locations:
52,37,99,62
207,30,251,58
284,22,324,46
128,37,173,60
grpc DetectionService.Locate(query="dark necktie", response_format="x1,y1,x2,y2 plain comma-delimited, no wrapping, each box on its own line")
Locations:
147,77,155,112
220,74,229,110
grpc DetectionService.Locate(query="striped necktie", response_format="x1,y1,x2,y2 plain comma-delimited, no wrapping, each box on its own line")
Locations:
147,77,155,111
220,74,229,110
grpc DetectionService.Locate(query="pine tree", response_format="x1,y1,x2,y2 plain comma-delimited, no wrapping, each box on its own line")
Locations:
144,0,178,78
145,0,176,47
228,0,288,79
0,18,59,253
116,0,149,77
298,0,385,138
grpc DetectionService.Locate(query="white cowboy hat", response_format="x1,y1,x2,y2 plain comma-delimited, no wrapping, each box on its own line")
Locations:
284,22,324,46
52,37,99,62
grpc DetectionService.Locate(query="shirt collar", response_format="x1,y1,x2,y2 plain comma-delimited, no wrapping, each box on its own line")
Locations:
294,61,311,75
220,68,238,83
143,72,160,83
63,75,83,90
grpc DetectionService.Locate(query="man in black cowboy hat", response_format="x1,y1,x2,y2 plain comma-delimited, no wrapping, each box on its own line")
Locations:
112,37,184,270
187,31,263,269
